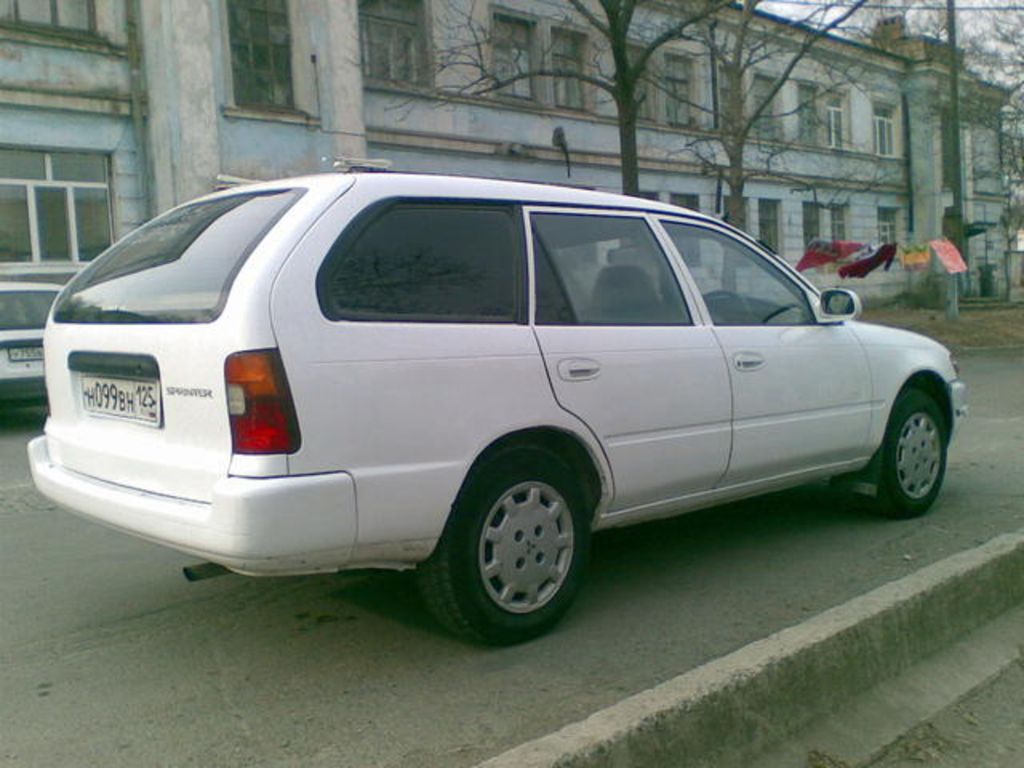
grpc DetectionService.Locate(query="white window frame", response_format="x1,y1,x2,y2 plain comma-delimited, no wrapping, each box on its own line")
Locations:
492,12,536,100
0,149,112,267
877,206,898,243
826,95,845,150
550,26,586,110
873,103,896,157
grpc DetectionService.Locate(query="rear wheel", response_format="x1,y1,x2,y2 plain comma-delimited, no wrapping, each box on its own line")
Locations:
416,447,591,644
874,389,948,519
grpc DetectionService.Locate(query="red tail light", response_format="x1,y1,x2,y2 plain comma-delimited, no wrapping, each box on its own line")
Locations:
224,349,301,454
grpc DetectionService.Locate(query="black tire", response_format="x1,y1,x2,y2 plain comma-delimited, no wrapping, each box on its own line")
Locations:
874,389,948,519
415,446,591,645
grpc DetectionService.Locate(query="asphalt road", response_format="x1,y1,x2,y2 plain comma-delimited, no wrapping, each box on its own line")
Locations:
2,349,1022,768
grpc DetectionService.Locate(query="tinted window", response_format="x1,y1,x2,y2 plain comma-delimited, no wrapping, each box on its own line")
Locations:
54,190,300,324
532,213,690,326
0,290,58,331
662,222,813,326
318,203,520,323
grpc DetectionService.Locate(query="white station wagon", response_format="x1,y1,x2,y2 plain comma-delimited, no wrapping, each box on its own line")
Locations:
29,173,966,643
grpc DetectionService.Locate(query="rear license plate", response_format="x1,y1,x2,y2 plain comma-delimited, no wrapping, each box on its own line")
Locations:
80,375,162,426
7,346,43,362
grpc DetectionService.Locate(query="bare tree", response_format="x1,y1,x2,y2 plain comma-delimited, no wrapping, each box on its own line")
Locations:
435,0,730,195
669,0,871,229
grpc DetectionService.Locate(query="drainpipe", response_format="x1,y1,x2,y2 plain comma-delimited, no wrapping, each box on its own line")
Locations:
125,0,154,220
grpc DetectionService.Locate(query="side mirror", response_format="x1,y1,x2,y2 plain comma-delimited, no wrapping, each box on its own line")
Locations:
815,288,862,323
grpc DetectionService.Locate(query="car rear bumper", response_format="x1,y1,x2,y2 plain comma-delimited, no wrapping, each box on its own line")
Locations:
28,435,357,575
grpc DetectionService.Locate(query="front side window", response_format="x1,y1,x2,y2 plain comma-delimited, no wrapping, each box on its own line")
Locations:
873,103,895,156
1,0,93,30
663,222,813,326
54,190,301,324
227,0,294,108
532,213,690,326
0,147,112,264
318,203,520,323
360,0,428,86
551,28,585,109
493,15,534,99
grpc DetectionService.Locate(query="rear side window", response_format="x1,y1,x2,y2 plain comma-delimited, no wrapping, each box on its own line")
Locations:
53,190,301,324
0,291,58,331
317,202,521,323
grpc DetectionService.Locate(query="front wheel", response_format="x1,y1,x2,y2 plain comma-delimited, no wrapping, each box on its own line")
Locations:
874,389,948,519
415,447,591,644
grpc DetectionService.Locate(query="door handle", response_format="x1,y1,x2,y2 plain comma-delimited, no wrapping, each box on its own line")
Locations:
557,358,601,382
733,352,765,372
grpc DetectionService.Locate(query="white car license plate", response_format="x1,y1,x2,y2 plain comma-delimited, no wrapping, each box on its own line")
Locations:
80,375,162,426
7,346,43,362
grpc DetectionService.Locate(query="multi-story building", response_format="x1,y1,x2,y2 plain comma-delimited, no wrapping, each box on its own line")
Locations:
0,1,1008,300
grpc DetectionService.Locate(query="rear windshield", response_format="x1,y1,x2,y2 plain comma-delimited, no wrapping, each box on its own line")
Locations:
53,190,301,324
0,290,58,331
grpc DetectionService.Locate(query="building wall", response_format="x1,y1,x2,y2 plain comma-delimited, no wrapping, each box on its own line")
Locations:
0,0,1009,300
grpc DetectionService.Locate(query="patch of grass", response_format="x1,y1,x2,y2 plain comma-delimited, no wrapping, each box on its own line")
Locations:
860,304,1024,351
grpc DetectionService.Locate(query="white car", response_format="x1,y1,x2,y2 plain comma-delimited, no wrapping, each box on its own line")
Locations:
28,174,966,643
0,282,62,406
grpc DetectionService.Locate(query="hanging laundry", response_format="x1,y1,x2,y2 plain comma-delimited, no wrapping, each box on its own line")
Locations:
900,244,931,271
838,243,898,279
930,238,967,274
796,239,866,272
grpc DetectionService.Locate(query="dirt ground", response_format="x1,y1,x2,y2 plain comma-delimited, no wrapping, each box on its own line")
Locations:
861,303,1024,351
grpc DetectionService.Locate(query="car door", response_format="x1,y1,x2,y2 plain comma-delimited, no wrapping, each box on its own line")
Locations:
658,219,873,487
528,208,732,514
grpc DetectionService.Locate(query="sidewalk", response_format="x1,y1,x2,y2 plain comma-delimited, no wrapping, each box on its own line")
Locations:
866,658,1024,768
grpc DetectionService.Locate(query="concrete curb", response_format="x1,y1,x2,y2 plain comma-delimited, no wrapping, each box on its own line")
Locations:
476,529,1024,768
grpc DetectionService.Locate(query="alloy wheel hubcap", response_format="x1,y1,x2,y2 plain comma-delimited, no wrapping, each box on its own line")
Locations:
895,411,941,499
478,481,574,614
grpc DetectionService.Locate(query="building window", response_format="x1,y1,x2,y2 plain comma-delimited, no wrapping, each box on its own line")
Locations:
826,95,844,150
551,28,585,110
714,63,735,130
0,148,112,265
493,15,534,99
797,83,818,144
664,54,692,127
751,74,780,140
878,207,898,243
360,0,428,86
757,199,780,252
228,0,293,108
1,0,94,30
828,203,847,241
873,104,895,156
670,193,700,210
802,201,820,245
630,45,657,121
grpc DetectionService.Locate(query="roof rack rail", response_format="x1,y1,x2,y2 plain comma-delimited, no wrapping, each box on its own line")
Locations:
333,157,393,173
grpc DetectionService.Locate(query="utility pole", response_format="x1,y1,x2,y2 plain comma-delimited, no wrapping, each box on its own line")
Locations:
945,0,965,319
